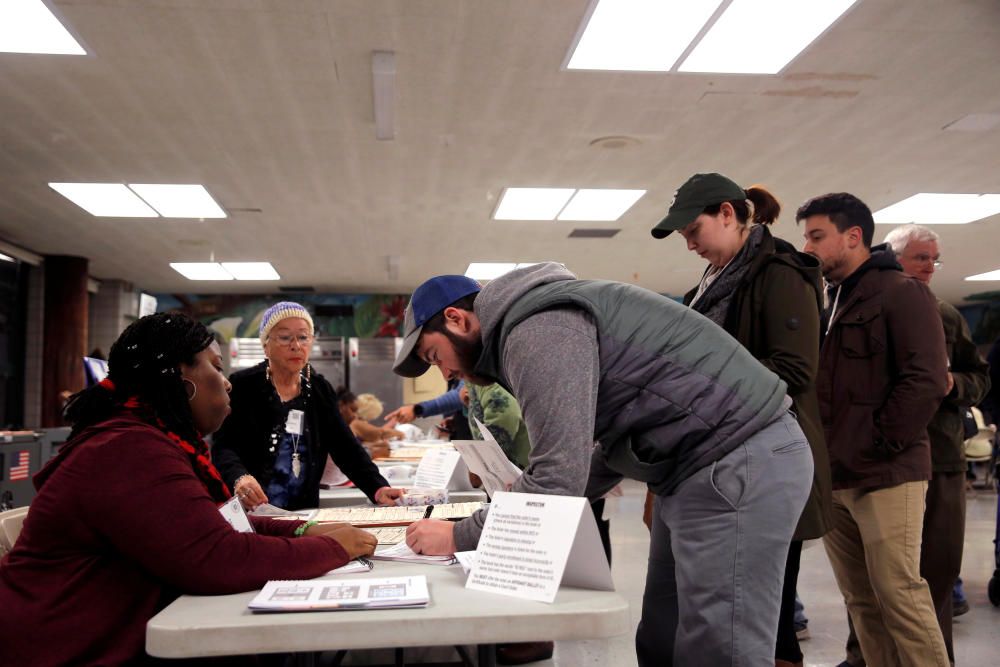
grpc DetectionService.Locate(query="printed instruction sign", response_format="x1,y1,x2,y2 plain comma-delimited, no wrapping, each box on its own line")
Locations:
413,448,472,490
466,491,613,603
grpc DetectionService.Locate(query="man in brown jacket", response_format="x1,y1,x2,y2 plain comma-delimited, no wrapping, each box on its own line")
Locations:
798,193,950,667
883,223,989,663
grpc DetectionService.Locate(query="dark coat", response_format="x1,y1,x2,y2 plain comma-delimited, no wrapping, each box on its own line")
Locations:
926,299,990,472
817,251,949,490
685,228,832,540
213,362,389,509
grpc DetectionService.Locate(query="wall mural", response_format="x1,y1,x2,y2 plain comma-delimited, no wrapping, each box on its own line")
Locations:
154,293,408,343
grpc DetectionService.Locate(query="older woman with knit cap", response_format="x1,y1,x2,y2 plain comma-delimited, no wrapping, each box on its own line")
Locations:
213,301,403,510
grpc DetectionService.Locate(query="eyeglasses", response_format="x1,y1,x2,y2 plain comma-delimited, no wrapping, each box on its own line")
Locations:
270,334,314,347
905,253,942,269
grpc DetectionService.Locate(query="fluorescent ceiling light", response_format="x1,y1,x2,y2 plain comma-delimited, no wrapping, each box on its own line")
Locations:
220,262,281,280
128,184,226,219
873,193,1000,225
567,0,721,71
680,0,859,74
169,263,234,281
558,188,645,221
493,188,575,220
0,253,14,262
465,263,541,281
965,269,1000,282
49,183,159,217
465,263,517,281
0,0,86,55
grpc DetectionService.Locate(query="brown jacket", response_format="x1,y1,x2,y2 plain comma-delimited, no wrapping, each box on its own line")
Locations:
926,299,990,472
687,228,832,540
818,250,949,490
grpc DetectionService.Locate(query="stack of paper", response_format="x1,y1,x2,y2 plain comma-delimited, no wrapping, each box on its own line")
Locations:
313,502,486,527
248,576,430,612
363,526,407,544
326,557,374,575
313,506,426,526
372,542,457,566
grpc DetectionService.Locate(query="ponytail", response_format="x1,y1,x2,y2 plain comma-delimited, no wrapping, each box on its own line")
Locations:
745,185,781,226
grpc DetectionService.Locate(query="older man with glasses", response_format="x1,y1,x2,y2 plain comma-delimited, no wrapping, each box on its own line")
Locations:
213,301,404,510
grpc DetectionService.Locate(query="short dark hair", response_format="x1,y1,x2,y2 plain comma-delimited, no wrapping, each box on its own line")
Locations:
421,293,478,336
795,192,875,248
336,387,357,405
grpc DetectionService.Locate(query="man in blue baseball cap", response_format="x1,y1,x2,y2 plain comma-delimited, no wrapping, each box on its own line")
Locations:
394,262,814,667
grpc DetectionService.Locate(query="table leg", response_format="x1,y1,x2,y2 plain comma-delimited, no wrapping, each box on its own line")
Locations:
477,643,496,667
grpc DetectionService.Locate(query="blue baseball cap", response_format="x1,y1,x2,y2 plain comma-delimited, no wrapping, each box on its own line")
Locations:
393,275,481,377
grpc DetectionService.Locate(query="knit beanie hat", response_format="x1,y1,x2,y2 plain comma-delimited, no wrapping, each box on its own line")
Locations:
259,301,314,344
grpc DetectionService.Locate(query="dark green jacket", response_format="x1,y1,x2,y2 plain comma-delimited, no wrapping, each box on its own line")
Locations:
686,228,832,540
927,300,990,472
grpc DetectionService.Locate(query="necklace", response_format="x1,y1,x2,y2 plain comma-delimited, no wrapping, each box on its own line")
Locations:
267,363,311,478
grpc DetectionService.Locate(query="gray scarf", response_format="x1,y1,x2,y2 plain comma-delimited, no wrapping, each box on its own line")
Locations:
689,224,766,327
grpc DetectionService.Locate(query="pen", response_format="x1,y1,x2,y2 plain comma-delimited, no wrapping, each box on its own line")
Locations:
422,505,434,519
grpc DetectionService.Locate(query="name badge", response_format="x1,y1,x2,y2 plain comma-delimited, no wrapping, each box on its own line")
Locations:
219,494,255,533
286,409,304,435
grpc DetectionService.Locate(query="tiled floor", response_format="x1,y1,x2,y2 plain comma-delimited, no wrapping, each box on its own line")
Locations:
549,480,1000,667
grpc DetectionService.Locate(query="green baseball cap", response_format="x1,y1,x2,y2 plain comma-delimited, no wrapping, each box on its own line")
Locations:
651,172,747,239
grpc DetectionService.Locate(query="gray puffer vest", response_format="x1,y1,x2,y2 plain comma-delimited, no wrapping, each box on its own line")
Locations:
474,276,790,495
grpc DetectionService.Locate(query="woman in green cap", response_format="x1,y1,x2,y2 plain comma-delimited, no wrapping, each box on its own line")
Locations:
652,172,832,667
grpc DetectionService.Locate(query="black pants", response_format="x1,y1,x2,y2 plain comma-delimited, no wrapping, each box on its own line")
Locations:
775,540,804,662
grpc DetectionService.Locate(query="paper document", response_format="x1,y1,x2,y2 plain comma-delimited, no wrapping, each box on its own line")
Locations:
313,502,486,527
248,576,429,612
249,503,315,518
363,526,407,544
453,420,522,498
218,495,255,533
455,550,477,574
326,557,374,575
313,506,426,526
373,542,457,565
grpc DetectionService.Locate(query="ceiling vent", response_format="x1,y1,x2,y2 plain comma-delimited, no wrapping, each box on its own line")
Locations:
569,228,620,238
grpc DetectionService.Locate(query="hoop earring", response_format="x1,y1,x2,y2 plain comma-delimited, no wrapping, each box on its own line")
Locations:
182,378,198,402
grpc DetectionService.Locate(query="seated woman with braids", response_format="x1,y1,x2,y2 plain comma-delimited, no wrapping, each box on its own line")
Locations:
213,302,404,510
0,313,377,666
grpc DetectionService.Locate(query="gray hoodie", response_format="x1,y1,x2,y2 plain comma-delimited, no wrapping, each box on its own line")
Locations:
453,262,788,551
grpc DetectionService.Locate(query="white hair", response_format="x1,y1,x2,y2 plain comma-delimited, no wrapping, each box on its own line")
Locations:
882,224,940,256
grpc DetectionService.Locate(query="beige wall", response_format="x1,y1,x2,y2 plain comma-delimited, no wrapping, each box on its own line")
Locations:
402,366,448,405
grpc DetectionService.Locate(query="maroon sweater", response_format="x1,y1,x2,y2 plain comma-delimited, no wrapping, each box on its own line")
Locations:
0,415,349,666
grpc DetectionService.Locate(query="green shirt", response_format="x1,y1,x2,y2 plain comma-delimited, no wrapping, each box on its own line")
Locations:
467,383,531,469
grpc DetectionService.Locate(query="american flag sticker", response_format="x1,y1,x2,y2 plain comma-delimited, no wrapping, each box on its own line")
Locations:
8,451,30,482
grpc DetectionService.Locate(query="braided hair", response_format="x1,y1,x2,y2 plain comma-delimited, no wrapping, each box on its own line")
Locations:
65,312,215,445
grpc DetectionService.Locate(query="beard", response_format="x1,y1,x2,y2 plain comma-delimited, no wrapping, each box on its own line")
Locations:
441,328,492,386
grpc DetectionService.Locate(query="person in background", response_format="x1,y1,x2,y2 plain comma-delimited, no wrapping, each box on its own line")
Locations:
394,267,812,666
799,193,949,667
878,224,988,664
213,301,402,510
465,382,531,468
0,313,376,666
655,172,832,667
384,378,473,441
335,389,403,460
